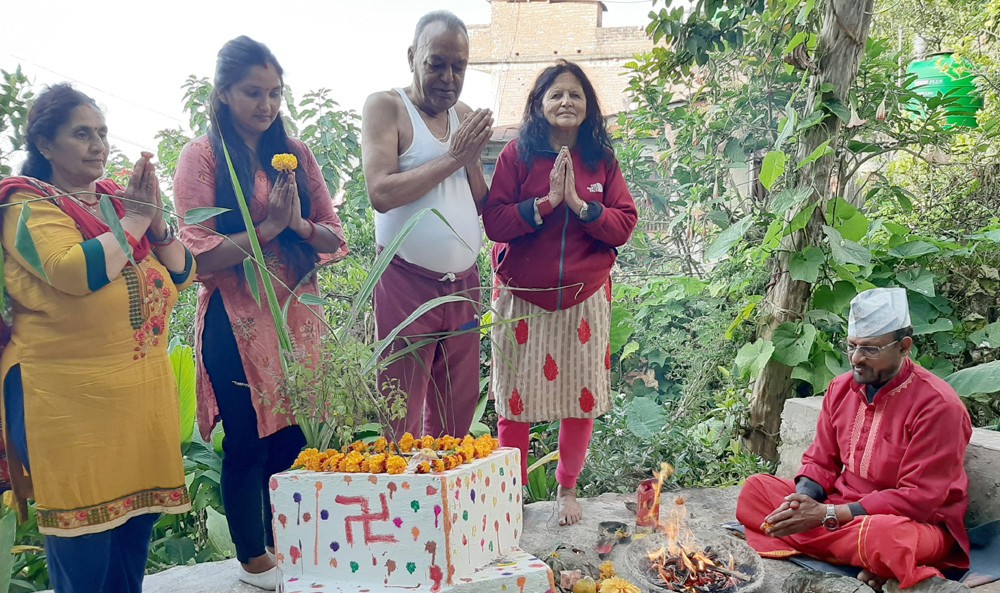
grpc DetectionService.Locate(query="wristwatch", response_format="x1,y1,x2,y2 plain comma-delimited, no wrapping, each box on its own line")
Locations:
822,504,839,531
150,221,177,246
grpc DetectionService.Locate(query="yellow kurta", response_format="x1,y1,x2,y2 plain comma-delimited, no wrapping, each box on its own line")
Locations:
0,194,192,536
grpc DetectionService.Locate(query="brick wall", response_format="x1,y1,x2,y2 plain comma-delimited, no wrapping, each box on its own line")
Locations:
469,0,652,125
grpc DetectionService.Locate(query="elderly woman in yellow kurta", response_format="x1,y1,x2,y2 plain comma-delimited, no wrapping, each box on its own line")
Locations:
0,84,193,593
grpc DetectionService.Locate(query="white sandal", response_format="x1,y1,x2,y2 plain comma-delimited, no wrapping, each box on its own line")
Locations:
238,565,277,591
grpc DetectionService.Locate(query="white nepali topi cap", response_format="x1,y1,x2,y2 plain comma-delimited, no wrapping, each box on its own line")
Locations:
848,287,911,338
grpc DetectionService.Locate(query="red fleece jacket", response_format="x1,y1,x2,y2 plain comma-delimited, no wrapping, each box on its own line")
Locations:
483,141,638,311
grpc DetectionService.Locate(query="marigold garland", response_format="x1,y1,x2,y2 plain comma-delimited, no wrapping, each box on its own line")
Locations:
291,433,499,475
271,153,298,172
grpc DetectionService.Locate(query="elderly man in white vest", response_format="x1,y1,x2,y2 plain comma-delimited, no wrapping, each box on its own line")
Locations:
361,10,493,440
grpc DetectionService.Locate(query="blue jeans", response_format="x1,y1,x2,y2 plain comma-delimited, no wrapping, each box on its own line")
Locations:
202,290,305,563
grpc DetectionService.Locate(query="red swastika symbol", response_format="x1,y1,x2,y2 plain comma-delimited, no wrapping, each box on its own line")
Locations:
335,494,398,546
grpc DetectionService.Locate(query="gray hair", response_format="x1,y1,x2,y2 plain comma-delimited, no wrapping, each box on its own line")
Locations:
412,10,468,48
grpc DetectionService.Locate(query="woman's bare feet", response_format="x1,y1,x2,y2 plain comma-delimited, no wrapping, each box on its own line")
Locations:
557,485,583,526
858,569,887,592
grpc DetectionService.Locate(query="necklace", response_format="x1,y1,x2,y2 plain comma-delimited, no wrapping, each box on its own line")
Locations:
67,195,108,225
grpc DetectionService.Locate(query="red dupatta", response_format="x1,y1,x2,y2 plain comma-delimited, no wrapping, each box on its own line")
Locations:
0,176,152,261
0,176,153,346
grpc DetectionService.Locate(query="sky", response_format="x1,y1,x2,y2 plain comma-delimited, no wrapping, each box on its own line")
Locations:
0,0,657,159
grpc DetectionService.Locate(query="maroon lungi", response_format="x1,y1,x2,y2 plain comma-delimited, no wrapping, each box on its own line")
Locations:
373,255,482,439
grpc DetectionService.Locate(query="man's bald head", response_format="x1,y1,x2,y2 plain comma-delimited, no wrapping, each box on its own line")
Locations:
412,10,468,49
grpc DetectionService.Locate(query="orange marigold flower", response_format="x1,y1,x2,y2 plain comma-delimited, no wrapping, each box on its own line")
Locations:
373,437,389,454
386,455,407,475
349,441,367,453
433,459,446,473
271,153,298,172
399,433,416,453
421,435,436,449
416,461,432,474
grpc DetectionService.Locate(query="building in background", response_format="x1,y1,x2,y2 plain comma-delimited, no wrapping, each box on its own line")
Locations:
469,0,654,173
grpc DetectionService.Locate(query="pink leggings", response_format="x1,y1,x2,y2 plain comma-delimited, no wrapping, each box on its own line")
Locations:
497,417,594,490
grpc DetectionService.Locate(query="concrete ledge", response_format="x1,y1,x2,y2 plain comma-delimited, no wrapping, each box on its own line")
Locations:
778,396,1000,526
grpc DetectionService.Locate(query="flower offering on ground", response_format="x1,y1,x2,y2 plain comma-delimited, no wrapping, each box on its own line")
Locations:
291,433,500,475
598,576,641,593
271,153,298,172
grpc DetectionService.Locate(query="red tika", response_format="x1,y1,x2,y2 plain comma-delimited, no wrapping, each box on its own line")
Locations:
737,358,972,588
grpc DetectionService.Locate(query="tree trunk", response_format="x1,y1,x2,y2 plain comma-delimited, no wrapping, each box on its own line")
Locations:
747,0,876,461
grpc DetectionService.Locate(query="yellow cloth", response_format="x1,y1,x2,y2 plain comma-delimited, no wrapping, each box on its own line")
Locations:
0,194,192,536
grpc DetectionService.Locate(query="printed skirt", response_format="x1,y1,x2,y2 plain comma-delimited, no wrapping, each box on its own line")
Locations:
491,281,612,422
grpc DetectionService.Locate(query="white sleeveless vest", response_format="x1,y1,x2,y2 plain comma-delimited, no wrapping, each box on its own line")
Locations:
373,88,482,274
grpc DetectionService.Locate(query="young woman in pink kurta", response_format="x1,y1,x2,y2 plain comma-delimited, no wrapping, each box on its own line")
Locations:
173,36,346,590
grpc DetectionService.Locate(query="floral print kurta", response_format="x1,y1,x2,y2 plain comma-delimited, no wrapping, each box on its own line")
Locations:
174,136,347,441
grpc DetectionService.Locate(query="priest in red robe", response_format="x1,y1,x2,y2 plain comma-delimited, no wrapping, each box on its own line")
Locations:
737,287,972,592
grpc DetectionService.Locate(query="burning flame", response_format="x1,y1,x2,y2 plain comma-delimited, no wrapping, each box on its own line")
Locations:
644,461,743,591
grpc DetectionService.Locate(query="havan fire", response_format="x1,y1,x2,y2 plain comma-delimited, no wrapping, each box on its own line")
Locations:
642,464,752,593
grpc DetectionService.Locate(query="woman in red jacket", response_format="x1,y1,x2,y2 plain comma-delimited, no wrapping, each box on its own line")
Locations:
482,61,638,526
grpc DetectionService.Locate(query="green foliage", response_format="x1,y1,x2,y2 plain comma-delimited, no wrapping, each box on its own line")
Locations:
170,338,197,446
569,276,771,493
616,0,1000,432
0,68,32,177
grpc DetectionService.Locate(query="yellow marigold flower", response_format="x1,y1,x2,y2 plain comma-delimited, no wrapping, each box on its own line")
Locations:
433,459,447,473
599,561,616,580
399,433,416,453
445,454,462,470
416,461,432,474
321,454,344,472
340,451,365,473
460,444,475,462
474,435,494,459
373,437,389,454
386,455,407,475
271,153,298,172
421,435,436,449
597,577,640,593
349,441,367,453
292,448,319,469
367,453,388,474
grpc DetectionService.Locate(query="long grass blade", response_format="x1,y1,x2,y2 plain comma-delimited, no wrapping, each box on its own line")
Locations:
243,257,261,307
183,206,230,225
218,137,293,365
98,195,137,267
363,294,479,373
349,209,430,322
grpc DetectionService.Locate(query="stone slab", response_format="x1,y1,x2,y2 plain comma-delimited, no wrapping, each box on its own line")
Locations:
36,485,994,593
778,396,1000,526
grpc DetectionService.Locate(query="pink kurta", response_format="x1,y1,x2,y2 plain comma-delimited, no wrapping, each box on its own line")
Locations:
174,136,347,441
